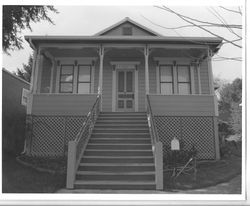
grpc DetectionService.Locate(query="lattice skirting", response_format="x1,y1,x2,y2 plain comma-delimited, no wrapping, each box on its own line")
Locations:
26,115,86,157
154,116,216,160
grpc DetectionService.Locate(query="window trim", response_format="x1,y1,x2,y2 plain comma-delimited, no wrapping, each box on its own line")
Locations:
77,64,92,94
177,64,191,94
59,64,74,93
159,65,174,94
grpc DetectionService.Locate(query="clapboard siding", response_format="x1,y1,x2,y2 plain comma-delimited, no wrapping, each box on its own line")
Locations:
40,57,52,93
149,94,215,116
194,66,199,94
94,61,100,93
138,63,145,111
32,94,97,115
102,59,113,111
200,60,210,94
149,57,157,94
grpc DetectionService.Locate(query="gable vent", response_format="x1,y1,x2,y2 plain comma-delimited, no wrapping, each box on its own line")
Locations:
122,26,132,35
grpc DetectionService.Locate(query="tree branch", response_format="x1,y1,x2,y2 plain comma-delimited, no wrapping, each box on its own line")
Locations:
219,6,242,15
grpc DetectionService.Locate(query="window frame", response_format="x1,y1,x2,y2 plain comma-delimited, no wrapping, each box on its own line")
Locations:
77,64,92,94
177,64,191,94
159,64,174,95
59,64,74,93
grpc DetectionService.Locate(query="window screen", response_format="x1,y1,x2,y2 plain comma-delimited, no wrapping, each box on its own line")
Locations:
160,65,173,94
177,65,191,94
77,65,91,94
59,65,74,93
122,27,132,35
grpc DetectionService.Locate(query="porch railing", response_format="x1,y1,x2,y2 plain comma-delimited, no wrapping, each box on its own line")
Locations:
146,95,163,190
66,94,101,189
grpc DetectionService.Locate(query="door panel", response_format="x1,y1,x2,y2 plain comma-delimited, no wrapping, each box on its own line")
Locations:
117,70,135,112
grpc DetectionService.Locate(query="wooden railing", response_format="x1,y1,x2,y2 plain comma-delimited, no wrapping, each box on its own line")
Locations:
146,95,163,190
66,94,101,189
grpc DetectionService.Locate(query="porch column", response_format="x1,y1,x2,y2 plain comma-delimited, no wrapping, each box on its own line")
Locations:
207,48,214,95
98,46,104,111
144,46,149,95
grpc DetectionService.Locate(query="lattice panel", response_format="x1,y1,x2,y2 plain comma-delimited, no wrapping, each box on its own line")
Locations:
154,116,216,160
31,115,86,157
32,116,65,157
65,117,86,142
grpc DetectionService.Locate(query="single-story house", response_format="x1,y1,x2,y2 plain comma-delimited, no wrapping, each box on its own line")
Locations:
24,17,222,190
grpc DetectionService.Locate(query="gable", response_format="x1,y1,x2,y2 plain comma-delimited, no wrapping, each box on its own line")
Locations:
95,17,161,36
100,22,156,36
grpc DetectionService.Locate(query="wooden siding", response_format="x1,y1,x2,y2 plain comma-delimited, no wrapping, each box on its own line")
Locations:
200,60,210,94
138,63,145,111
32,94,98,115
149,94,215,116
194,66,199,94
40,56,52,93
149,57,157,94
101,22,154,36
102,59,113,111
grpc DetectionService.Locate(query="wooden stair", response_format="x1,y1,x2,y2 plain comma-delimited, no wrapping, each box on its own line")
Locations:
74,112,156,190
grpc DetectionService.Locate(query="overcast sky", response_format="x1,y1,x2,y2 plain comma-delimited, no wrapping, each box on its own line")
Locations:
2,5,242,81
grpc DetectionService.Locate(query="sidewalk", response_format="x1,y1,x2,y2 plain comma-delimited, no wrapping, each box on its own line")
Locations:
57,175,242,194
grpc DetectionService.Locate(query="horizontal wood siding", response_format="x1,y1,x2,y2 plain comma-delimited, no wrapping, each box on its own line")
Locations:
94,61,100,93
149,94,215,116
102,59,112,111
194,66,199,94
40,57,52,93
149,57,157,94
32,94,97,115
200,61,210,94
138,63,145,111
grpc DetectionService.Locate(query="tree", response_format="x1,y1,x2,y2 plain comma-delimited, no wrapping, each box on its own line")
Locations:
16,54,33,82
3,6,58,54
229,102,242,135
144,6,242,61
218,78,242,123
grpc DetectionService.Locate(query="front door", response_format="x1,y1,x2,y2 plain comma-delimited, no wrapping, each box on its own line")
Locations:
117,70,135,112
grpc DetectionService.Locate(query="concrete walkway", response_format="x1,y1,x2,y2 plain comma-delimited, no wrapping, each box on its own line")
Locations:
57,175,241,194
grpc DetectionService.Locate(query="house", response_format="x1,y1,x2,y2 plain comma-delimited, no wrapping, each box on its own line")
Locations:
2,68,30,156
24,17,222,190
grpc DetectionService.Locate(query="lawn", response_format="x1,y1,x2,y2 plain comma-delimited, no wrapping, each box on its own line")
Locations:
163,155,242,191
2,153,66,193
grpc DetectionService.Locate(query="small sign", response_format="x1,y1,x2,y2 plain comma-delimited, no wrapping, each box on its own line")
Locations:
21,88,29,106
171,137,180,151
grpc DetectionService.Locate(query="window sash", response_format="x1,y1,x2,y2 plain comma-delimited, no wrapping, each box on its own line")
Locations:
177,65,191,94
77,65,91,94
160,65,173,94
59,65,74,93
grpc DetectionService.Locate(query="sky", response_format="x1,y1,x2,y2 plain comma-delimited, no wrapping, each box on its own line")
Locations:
2,4,243,82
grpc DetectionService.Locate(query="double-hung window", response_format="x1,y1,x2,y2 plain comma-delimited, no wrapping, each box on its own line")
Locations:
160,65,173,94
59,65,74,93
177,65,191,94
77,65,91,94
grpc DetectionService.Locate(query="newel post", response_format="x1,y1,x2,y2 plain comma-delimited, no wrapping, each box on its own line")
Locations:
155,141,163,190
66,141,77,189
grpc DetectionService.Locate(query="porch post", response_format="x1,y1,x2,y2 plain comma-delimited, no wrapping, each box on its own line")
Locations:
98,45,104,111
207,48,214,95
144,45,149,95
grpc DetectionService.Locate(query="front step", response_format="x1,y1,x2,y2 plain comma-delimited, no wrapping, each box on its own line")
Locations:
73,112,156,190
74,180,156,190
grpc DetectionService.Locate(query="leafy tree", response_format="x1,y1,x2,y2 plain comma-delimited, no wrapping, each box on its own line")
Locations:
3,6,58,54
218,78,242,123
229,102,242,135
16,54,33,82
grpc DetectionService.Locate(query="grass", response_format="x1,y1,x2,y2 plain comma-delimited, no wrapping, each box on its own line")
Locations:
163,155,242,191
2,153,66,193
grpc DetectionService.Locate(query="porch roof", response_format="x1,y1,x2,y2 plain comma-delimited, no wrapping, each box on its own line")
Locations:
25,35,222,53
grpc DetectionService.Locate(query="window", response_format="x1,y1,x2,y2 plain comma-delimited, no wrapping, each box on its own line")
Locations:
21,88,29,106
122,27,132,35
160,65,173,94
177,65,191,94
59,65,74,93
77,65,91,94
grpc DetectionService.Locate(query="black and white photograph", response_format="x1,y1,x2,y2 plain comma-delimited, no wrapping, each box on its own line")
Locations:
1,0,247,205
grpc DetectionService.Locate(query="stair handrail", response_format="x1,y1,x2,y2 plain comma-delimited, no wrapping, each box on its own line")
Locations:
146,94,163,190
66,94,101,189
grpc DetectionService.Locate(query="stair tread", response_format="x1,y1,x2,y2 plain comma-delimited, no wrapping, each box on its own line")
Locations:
82,156,153,159
92,133,149,135
76,171,155,175
88,143,151,146
79,163,154,166
85,149,152,151
74,180,155,185
90,137,150,140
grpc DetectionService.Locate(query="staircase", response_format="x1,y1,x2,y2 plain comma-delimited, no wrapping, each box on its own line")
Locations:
74,112,156,190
